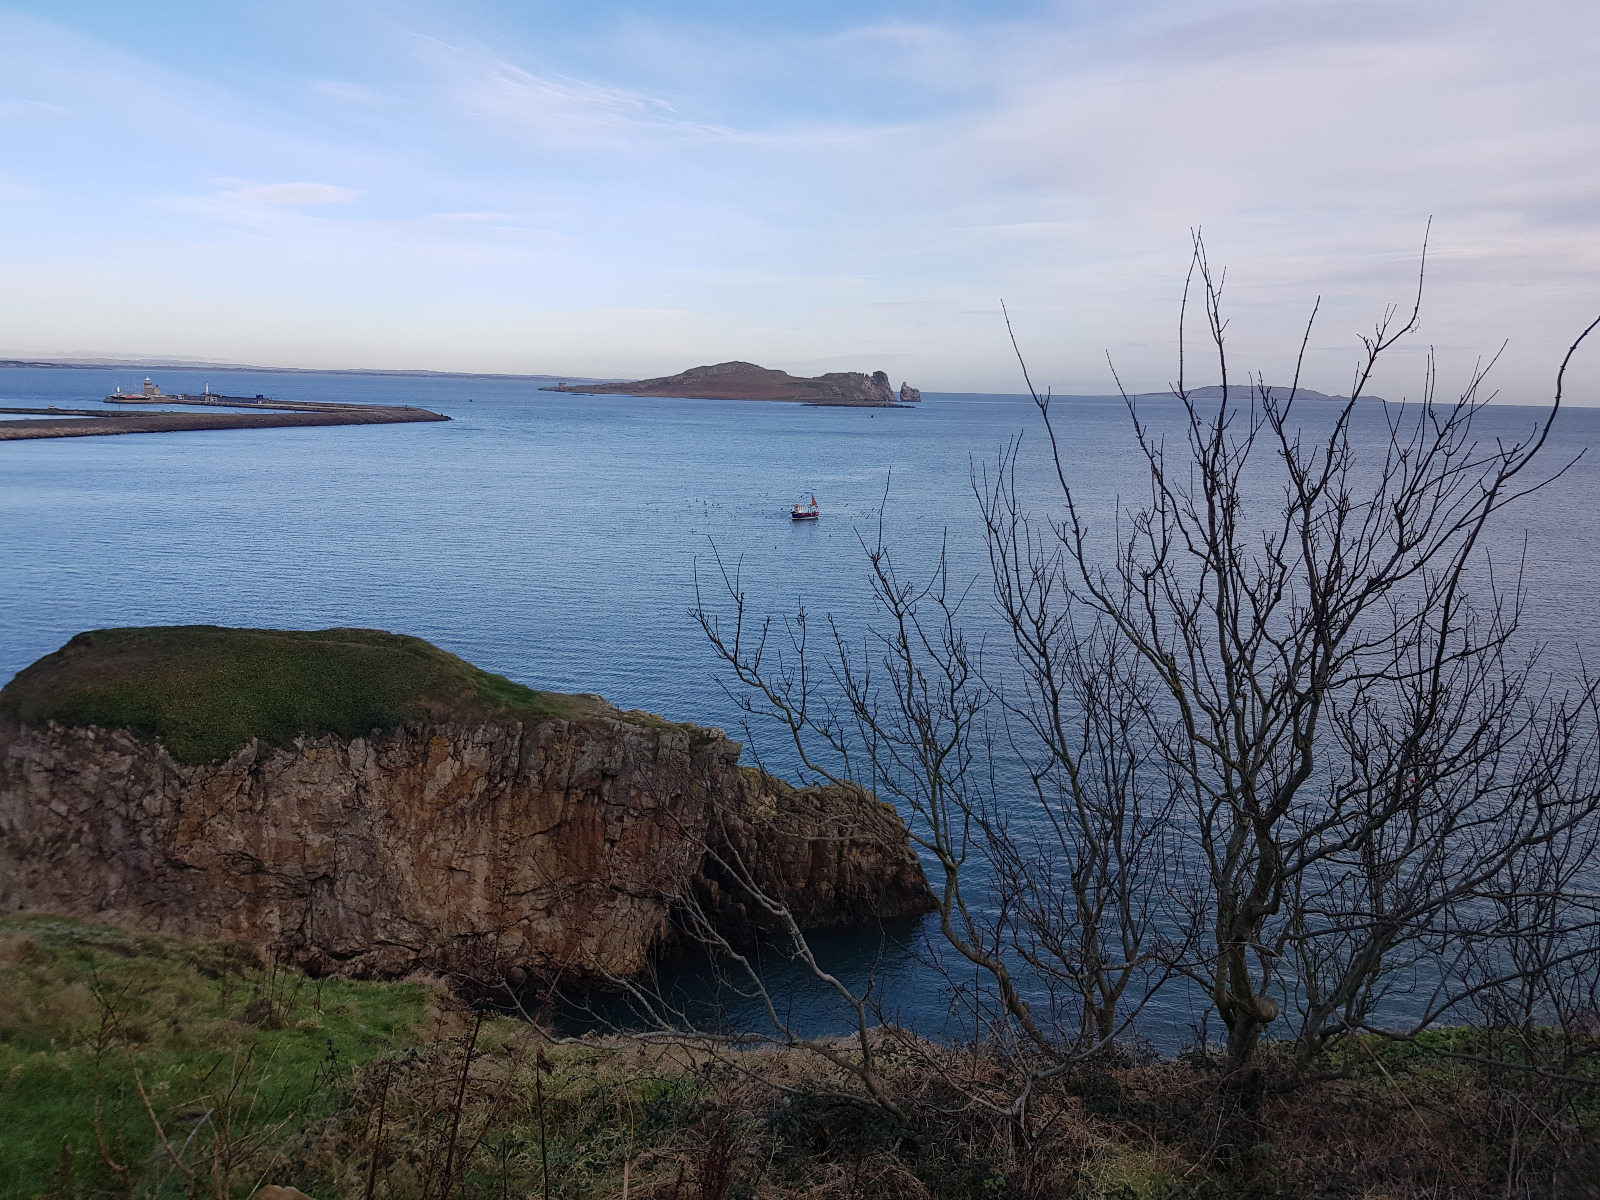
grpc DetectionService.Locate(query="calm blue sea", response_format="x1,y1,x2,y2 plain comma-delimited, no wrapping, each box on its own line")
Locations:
4,364,1598,1042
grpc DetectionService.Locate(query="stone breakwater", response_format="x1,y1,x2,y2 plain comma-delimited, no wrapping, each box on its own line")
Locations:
0,711,933,984
0,403,449,441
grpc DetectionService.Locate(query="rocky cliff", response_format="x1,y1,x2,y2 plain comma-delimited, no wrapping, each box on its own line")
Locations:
0,629,933,987
541,362,910,407
898,382,922,403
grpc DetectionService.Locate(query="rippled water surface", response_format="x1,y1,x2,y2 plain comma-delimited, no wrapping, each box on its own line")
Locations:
4,365,1598,1040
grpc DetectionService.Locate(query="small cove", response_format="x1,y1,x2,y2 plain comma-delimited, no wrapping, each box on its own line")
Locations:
5,363,1599,1046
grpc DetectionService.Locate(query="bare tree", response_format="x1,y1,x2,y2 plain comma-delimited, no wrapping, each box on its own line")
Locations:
690,502,1184,1137
668,231,1600,1149
978,446,1196,1048
694,529,1055,1057
1013,230,1600,1082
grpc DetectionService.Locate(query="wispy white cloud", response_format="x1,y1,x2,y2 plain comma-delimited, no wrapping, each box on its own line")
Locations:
0,1,1593,398
834,0,1600,396
0,171,41,199
409,34,736,148
310,80,388,105
0,96,68,119
217,182,360,206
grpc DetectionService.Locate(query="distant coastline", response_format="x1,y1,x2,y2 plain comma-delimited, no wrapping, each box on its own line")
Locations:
0,361,1390,405
0,358,620,386
1130,384,1384,403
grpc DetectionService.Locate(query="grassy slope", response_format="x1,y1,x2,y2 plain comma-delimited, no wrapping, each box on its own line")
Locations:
0,626,578,764
0,918,776,1200
3,919,1597,1199
0,916,435,1198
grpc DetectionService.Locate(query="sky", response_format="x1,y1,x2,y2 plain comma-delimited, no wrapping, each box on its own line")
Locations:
0,0,1596,400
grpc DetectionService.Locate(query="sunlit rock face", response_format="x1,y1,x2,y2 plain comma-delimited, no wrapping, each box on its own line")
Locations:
0,712,933,985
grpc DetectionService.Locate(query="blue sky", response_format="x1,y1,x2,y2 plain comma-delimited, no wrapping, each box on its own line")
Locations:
1,0,1596,400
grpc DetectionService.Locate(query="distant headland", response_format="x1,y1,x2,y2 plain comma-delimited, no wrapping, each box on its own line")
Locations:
541,361,923,407
1131,384,1383,403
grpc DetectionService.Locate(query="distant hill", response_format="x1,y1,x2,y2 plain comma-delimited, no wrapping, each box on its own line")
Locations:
541,361,920,406
1132,384,1384,403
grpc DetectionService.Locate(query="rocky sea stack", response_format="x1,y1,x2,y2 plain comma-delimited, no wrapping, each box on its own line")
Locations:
0,627,933,987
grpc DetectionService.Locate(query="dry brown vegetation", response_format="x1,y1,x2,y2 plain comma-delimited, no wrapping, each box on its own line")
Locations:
5,907,1599,1198
265,1021,1600,1199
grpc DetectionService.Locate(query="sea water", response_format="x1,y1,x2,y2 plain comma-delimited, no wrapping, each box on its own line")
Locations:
3,365,1598,1043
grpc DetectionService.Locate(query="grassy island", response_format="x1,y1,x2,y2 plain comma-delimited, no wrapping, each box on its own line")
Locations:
0,626,577,764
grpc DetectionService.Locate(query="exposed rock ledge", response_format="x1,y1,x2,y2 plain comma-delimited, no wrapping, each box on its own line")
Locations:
0,713,934,986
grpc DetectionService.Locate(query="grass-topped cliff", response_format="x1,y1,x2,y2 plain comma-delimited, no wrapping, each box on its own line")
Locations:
0,626,579,764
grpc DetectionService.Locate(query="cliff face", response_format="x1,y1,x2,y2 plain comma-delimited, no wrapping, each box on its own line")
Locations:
898,382,922,403
0,712,933,985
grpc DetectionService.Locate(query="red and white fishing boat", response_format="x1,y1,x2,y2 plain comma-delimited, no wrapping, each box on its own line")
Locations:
791,493,820,520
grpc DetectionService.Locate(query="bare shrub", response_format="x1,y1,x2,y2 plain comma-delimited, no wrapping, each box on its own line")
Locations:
681,232,1600,1163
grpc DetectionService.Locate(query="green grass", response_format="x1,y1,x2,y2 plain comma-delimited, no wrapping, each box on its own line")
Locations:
0,626,577,764
0,915,436,1198
6,917,1597,1199
0,917,742,1200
